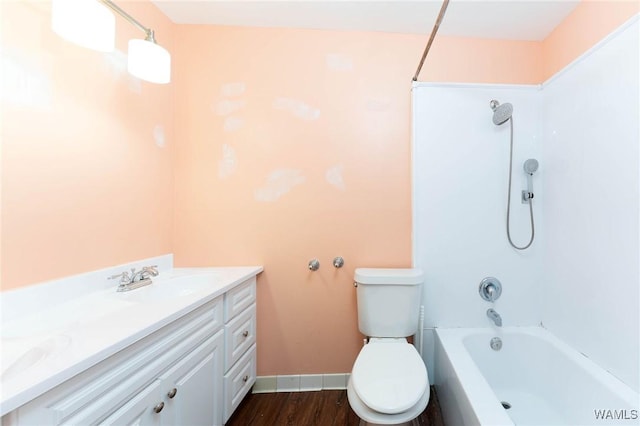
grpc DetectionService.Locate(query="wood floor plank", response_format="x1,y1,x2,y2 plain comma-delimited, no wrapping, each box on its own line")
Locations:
226,386,444,426
279,392,314,426
330,390,360,426
227,392,288,425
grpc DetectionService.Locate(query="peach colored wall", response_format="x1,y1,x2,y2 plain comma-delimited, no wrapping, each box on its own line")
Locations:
1,1,175,290
542,0,640,80
425,36,543,84
171,25,543,375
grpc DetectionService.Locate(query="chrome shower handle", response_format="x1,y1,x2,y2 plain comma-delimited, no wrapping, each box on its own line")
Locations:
479,277,502,302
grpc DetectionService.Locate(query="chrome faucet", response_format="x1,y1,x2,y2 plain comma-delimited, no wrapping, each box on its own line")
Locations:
486,308,502,327
109,265,159,292
131,265,159,282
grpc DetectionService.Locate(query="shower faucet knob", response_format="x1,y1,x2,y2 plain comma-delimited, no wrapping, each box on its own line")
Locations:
479,277,502,302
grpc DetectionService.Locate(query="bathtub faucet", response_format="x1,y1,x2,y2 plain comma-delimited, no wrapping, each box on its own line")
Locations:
486,308,502,327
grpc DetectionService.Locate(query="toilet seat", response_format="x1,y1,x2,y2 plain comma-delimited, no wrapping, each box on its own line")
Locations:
351,338,428,415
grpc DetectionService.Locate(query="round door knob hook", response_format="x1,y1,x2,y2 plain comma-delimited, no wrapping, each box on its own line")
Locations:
333,257,345,268
167,388,177,399
242,330,249,337
153,402,165,413
242,375,249,382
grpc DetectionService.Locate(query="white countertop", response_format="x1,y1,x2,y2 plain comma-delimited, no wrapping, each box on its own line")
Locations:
0,258,262,416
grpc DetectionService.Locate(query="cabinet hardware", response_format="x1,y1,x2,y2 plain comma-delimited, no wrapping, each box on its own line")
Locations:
242,375,249,382
153,402,165,413
242,330,249,337
167,388,177,399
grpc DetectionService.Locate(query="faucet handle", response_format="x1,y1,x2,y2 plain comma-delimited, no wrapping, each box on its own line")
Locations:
479,277,502,302
142,265,159,277
108,271,131,284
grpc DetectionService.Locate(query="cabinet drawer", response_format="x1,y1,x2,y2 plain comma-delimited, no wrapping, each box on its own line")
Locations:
224,304,256,371
224,278,256,322
223,344,256,424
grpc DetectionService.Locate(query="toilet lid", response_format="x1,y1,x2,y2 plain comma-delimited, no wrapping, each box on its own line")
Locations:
351,340,428,415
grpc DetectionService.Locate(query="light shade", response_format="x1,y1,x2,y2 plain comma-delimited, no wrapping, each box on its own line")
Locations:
127,39,171,84
51,0,115,52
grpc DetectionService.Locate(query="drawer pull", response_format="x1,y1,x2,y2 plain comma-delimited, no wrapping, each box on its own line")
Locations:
167,388,177,399
242,375,249,382
153,402,165,413
242,330,249,338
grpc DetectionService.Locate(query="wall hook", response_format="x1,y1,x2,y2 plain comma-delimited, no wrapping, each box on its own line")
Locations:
308,259,320,271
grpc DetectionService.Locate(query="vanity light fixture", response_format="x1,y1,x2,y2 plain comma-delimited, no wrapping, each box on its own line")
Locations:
51,0,171,84
51,0,115,52
99,0,171,84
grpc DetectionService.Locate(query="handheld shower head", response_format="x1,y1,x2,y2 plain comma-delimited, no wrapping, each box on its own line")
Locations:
523,158,539,175
490,100,513,125
523,158,539,205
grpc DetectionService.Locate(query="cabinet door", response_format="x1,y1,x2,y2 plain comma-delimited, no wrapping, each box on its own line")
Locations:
160,330,224,426
99,380,162,426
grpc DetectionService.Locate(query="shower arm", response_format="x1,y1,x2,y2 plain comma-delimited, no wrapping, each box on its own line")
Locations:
412,0,450,82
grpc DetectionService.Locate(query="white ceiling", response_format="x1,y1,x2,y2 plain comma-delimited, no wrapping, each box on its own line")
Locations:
151,1,580,41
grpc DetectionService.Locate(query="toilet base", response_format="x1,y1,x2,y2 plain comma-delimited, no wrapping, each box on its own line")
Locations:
347,376,430,426
358,420,417,426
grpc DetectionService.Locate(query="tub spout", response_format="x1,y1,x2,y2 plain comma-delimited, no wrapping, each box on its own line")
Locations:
487,308,502,327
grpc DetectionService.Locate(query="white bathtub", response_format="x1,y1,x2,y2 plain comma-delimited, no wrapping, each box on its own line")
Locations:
434,327,639,426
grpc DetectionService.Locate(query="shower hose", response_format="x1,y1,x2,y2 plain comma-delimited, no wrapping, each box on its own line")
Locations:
506,116,535,250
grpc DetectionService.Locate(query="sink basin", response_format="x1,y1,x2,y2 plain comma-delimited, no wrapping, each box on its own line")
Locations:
1,294,136,340
1,334,72,381
111,274,219,303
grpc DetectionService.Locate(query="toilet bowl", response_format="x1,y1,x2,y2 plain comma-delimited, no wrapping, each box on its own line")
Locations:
347,338,429,425
348,268,429,425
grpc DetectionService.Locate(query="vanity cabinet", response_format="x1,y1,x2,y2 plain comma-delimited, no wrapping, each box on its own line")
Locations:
222,278,257,424
8,275,259,426
102,331,223,426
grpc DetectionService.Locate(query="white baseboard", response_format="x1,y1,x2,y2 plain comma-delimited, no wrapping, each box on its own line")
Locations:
253,373,351,393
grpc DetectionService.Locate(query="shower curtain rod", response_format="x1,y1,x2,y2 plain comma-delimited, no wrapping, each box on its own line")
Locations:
412,0,450,82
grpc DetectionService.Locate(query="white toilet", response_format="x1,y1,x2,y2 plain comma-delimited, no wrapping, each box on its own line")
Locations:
347,268,429,426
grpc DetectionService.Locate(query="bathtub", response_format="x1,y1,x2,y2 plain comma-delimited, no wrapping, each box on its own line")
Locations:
434,327,639,426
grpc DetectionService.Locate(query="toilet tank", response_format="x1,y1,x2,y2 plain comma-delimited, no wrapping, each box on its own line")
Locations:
354,268,424,338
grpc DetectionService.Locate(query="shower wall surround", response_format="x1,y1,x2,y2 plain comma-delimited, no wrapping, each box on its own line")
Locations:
412,16,639,391
540,17,639,392
412,84,544,380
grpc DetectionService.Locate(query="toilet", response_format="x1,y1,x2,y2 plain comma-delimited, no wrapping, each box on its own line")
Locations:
347,268,429,426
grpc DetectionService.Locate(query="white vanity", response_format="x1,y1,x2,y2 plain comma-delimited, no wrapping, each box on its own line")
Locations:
0,255,262,425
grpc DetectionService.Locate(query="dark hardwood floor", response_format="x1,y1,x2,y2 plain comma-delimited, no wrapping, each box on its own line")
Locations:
226,386,444,426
